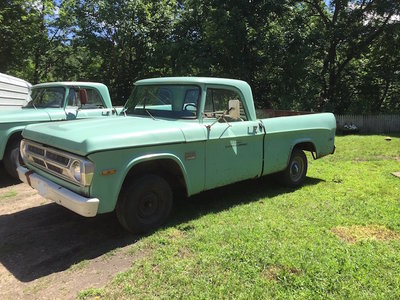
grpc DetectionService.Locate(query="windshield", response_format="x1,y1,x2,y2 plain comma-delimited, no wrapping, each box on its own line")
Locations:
124,85,200,119
25,87,65,108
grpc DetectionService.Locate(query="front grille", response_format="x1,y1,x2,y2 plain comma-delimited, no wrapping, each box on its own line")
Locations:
47,163,63,174
22,139,93,187
28,145,44,156
32,157,46,167
23,140,76,184
46,151,70,166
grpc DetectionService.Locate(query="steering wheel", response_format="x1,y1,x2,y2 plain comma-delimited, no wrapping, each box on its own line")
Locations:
183,103,197,111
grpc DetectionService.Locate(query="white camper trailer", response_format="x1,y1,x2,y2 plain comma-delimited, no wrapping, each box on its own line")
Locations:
0,73,31,110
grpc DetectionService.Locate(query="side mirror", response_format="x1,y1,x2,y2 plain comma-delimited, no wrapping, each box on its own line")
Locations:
228,99,241,120
78,89,88,105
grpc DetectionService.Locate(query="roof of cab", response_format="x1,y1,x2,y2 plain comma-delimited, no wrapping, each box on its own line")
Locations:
135,77,250,89
32,82,107,89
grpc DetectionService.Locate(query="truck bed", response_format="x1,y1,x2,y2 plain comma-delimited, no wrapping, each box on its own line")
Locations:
261,113,336,175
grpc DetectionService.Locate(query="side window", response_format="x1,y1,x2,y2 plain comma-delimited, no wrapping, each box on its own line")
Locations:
67,88,105,109
85,89,104,108
204,88,247,121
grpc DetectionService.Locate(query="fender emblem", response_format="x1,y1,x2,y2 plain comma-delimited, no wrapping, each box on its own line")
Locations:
101,169,116,176
185,151,196,161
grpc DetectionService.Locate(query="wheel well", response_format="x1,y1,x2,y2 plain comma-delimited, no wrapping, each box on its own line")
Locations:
121,159,188,197
294,142,316,153
6,132,22,150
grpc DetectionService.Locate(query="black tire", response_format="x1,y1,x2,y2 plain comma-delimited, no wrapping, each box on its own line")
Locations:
3,138,23,180
116,174,173,233
279,149,308,188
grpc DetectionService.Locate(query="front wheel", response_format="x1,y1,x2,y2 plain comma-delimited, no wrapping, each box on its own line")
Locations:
279,149,308,188
116,174,173,233
3,139,23,180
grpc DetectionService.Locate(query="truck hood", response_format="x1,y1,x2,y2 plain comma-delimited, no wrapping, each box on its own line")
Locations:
0,107,52,124
22,117,205,156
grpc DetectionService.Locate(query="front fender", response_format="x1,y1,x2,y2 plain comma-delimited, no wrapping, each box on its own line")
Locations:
88,151,192,214
122,153,191,195
0,125,25,160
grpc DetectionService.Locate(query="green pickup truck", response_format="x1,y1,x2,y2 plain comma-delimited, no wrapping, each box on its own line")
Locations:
17,77,336,233
0,81,120,178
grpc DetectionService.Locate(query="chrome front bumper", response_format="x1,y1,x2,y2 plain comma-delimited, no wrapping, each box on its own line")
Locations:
17,166,99,217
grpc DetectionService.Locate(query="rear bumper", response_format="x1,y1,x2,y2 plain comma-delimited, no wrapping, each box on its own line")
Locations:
17,166,99,217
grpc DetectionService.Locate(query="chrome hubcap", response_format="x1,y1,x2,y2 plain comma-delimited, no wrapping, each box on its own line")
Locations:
290,156,304,182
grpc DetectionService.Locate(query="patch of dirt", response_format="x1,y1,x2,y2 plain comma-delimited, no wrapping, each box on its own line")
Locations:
354,158,368,162
392,172,400,178
262,265,302,282
331,225,400,244
354,156,400,163
0,164,141,299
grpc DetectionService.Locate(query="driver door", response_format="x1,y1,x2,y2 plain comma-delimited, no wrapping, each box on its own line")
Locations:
204,87,264,190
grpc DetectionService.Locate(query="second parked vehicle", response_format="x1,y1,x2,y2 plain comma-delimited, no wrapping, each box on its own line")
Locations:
0,82,121,178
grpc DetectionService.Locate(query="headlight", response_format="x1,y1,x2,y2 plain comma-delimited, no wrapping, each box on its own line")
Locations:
70,160,81,182
69,159,94,186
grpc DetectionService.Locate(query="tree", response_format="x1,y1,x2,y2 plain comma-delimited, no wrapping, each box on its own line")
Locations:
1,0,76,83
1,0,399,113
75,0,179,104
302,0,400,113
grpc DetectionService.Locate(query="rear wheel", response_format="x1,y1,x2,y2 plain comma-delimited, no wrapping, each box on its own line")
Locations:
279,149,308,187
4,138,23,180
116,174,173,233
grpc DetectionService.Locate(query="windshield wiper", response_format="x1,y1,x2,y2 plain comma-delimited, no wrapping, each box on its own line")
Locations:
121,107,127,116
27,89,45,109
24,100,38,109
145,109,156,120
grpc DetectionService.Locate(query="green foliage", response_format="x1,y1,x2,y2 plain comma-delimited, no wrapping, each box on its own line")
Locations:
1,0,399,111
302,0,400,113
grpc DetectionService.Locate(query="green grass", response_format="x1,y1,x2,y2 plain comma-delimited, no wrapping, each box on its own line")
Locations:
79,135,400,299
0,189,16,199
69,260,90,272
77,287,105,299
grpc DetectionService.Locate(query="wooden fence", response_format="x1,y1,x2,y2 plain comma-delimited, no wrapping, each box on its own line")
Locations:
335,114,400,134
256,109,400,133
